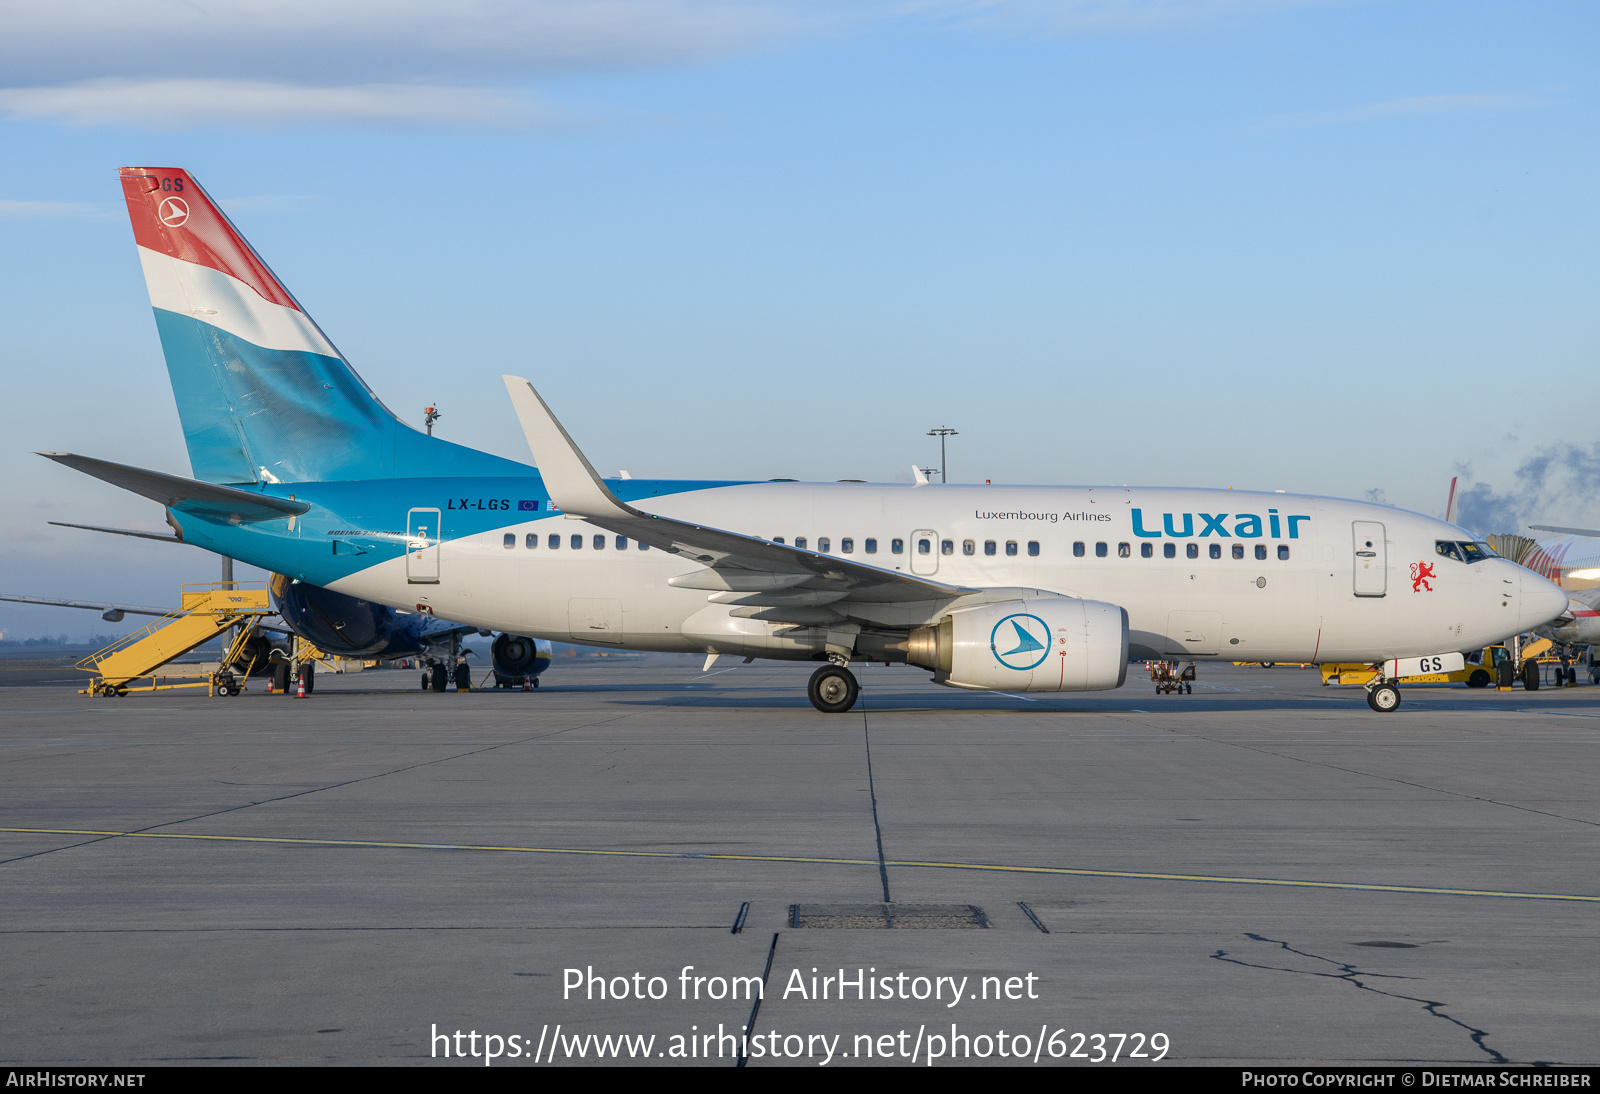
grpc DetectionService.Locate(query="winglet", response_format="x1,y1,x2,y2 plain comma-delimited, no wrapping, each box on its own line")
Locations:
911,464,929,487
502,377,637,522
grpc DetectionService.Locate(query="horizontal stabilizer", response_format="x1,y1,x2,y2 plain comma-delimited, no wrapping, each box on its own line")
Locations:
38,453,309,523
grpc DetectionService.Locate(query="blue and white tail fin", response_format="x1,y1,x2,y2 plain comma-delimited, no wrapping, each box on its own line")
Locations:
120,167,527,484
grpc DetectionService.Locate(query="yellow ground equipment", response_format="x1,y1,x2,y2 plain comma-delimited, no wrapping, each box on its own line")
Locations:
78,582,274,697
1321,643,1541,689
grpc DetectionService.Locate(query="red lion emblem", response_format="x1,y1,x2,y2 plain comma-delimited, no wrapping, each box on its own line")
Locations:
1410,561,1435,592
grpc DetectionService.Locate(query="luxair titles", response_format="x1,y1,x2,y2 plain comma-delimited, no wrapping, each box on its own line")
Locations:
975,508,1311,539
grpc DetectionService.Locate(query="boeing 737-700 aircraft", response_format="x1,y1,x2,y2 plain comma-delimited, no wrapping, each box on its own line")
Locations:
37,167,1570,713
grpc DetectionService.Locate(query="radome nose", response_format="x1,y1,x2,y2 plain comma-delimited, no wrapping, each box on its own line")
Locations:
1519,571,1570,631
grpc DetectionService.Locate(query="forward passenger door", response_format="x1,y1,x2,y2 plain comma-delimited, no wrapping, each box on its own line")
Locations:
1352,521,1386,597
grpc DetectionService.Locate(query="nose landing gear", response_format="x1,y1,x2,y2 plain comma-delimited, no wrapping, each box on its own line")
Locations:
1366,681,1401,713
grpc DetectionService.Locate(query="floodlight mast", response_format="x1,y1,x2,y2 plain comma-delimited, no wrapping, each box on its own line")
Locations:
927,427,958,484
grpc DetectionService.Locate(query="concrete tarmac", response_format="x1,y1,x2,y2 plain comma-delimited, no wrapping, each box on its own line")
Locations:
2,660,1598,1067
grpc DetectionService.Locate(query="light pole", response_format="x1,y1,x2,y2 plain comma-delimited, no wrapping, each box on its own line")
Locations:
927,427,958,484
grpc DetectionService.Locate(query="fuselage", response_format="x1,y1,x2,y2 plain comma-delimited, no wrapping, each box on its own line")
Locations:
167,478,1562,667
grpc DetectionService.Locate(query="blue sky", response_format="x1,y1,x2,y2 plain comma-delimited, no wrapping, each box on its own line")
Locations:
2,0,1596,638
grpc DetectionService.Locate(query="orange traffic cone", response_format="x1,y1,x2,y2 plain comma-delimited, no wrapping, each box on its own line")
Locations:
522,677,531,692
266,676,273,694
295,673,306,699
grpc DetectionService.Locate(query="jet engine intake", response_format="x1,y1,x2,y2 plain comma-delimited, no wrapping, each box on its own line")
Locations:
907,597,1128,692
491,633,552,680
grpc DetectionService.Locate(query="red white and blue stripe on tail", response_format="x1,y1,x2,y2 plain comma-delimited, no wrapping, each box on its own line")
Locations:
120,167,526,486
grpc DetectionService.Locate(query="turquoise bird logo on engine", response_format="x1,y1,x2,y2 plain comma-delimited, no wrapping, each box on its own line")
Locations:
991,613,1050,671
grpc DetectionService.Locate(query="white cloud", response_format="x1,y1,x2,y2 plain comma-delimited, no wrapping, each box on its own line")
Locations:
0,199,106,217
0,0,1338,128
1264,93,1537,128
0,1,794,85
0,79,571,129
889,0,1341,34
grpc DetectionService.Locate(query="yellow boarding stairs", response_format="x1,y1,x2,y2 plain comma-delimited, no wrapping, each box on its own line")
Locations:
78,582,274,697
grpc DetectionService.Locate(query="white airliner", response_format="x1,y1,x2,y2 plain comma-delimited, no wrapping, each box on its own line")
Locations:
38,167,1571,714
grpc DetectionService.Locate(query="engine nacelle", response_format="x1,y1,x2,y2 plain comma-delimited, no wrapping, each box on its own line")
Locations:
491,633,552,680
908,597,1129,692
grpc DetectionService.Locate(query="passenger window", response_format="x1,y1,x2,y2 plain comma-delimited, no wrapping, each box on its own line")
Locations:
525,533,538,549
796,537,808,550
841,538,854,554
984,540,996,556
1278,545,1290,560
1436,540,1464,562
941,539,954,555
1255,544,1267,561
891,539,904,554
963,540,975,556
819,537,831,553
1118,542,1131,558
571,534,583,549
616,536,627,550
594,534,605,550
503,533,515,549
1209,543,1221,559
917,538,930,554
1232,543,1243,560
773,537,785,544
549,533,560,549
1141,542,1153,558
1163,543,1175,559
1004,541,1017,557
638,542,649,551
1071,541,1083,557
864,538,877,554
1095,542,1108,558
1028,541,1040,557
1186,543,1199,559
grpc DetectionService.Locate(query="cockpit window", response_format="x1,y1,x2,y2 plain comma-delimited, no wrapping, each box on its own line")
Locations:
1460,541,1494,564
1436,540,1463,562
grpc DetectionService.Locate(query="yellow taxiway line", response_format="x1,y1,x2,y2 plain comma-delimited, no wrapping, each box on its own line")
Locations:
4,826,1597,903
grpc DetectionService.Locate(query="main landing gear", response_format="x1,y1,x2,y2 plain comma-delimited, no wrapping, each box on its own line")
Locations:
808,664,860,714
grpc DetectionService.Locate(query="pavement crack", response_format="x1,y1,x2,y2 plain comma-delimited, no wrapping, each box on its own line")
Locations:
1212,933,1509,1065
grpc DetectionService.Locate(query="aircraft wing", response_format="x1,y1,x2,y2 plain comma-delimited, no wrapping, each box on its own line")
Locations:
503,376,975,605
0,593,173,619
49,521,184,543
38,453,310,523
1528,524,1600,539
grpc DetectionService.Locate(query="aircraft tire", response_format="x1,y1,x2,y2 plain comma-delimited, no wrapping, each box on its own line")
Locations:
431,664,448,692
1523,664,1540,691
1466,669,1491,688
453,662,471,691
421,673,430,690
273,662,291,694
1366,683,1401,713
808,665,859,714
